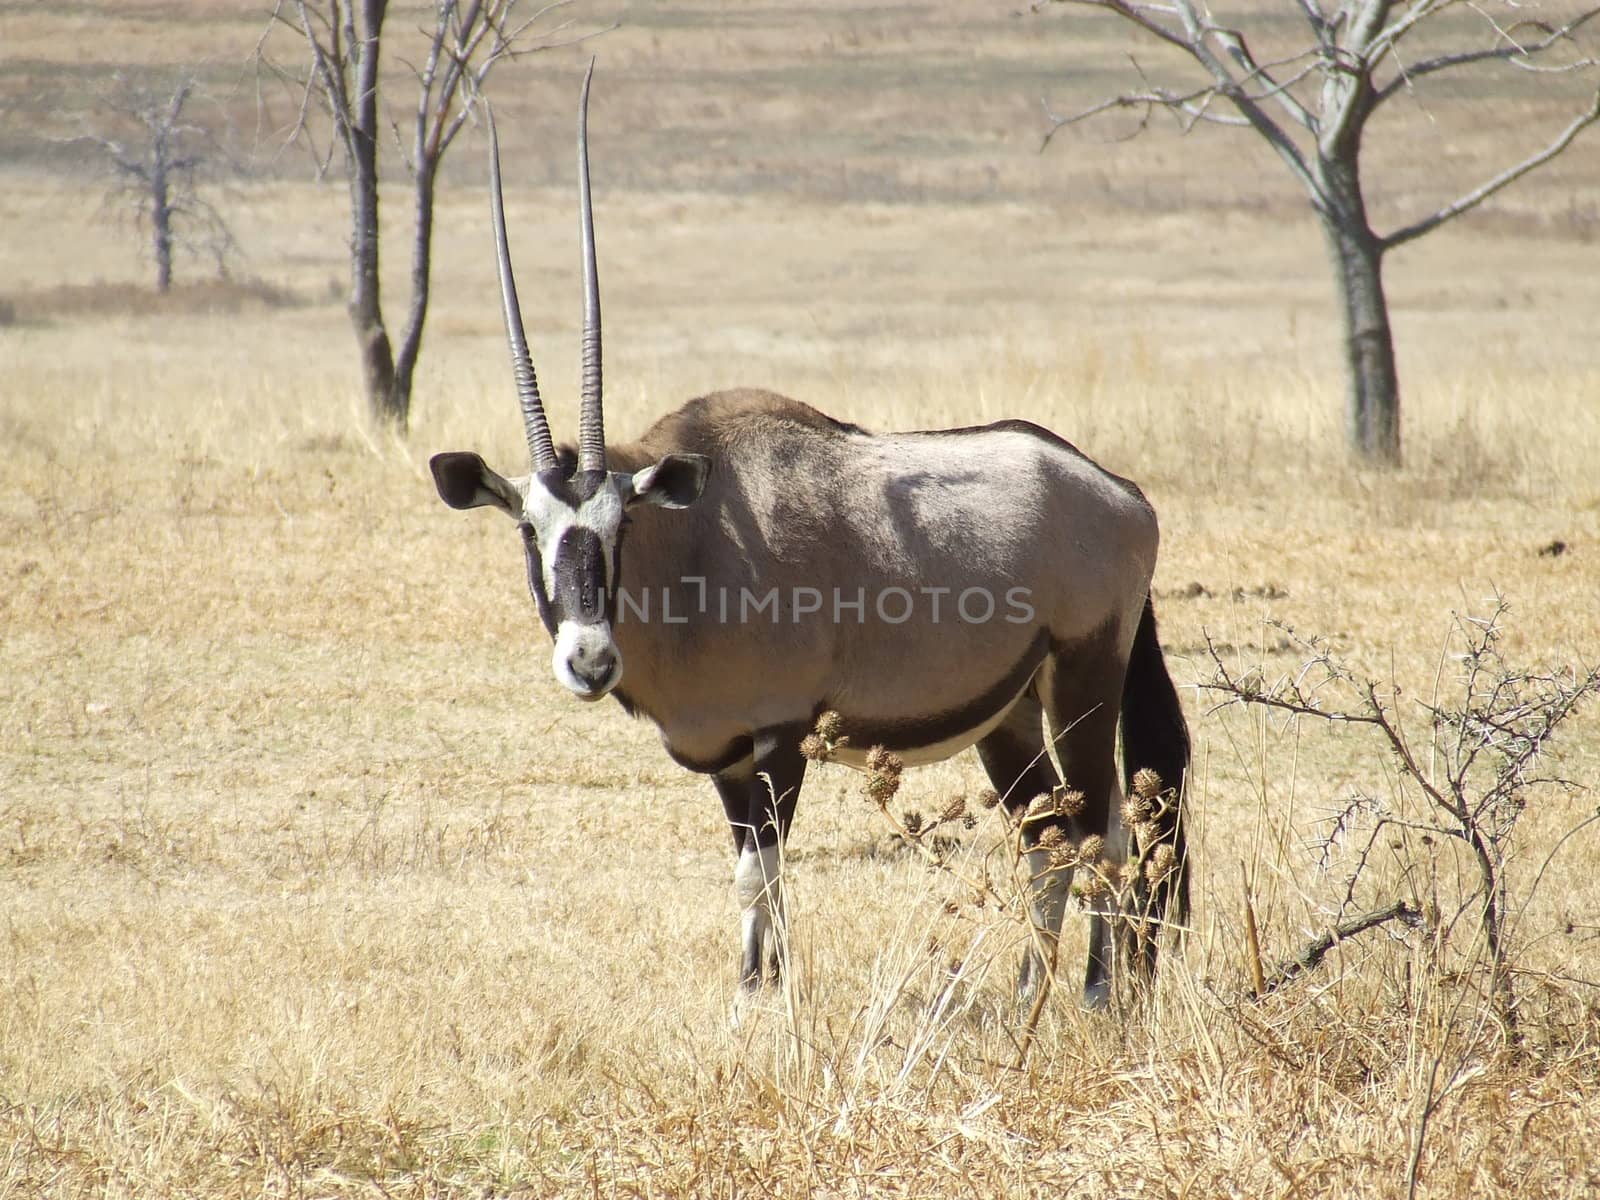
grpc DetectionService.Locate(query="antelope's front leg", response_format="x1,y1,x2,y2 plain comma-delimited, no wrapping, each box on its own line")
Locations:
714,724,809,989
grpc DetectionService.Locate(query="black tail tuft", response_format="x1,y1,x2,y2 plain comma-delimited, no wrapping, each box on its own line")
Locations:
1121,594,1191,930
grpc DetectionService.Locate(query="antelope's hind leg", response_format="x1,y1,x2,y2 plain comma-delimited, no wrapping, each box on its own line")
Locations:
714,724,808,990
1034,646,1129,1010
976,698,1079,1003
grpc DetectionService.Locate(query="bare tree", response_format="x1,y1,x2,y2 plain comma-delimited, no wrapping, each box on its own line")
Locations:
76,75,238,294
1202,603,1600,1199
263,0,594,432
1043,0,1600,466
1202,602,1600,1034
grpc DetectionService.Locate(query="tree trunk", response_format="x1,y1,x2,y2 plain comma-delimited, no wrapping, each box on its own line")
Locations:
1318,161,1401,465
151,161,173,294
347,0,401,430
348,149,397,425
389,159,437,432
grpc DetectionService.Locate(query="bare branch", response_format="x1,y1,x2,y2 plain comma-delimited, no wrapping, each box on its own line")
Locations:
1041,44,1337,148
1376,10,1600,104
1367,0,1460,62
1209,26,1322,132
1293,0,1335,50
1382,86,1600,248
1059,0,1199,55
1259,900,1425,995
291,0,359,163
1041,79,1251,151
1050,0,1325,200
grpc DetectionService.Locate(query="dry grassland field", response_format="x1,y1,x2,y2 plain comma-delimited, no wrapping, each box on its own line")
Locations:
4,1,1600,1196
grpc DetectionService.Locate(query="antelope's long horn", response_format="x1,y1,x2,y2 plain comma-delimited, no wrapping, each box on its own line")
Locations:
576,59,605,474
486,103,558,474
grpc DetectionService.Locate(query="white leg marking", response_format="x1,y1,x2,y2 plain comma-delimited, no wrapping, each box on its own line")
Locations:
735,843,784,978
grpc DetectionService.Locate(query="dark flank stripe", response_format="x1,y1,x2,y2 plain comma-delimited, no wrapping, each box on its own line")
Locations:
827,629,1050,752
662,736,755,776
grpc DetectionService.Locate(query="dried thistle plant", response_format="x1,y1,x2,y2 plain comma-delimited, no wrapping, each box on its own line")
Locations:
1121,792,1153,828
1202,597,1600,1036
803,711,851,765
1144,842,1178,884
797,717,1086,970
1075,867,1112,902
1131,767,1163,802
1053,786,1087,819
863,745,905,808
863,773,898,805
1022,792,1055,825
1020,785,1086,827
864,744,903,780
814,710,845,743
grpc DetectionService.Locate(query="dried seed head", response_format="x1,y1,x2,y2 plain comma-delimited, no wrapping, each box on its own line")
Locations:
1023,793,1055,824
1078,834,1105,864
939,796,967,824
815,711,845,742
1053,787,1086,819
799,733,830,762
1132,768,1163,802
1076,872,1112,901
1122,792,1154,827
864,771,900,805
902,809,924,836
1145,843,1178,883
977,788,1002,810
1115,862,1143,890
865,746,904,779
1135,821,1162,849
962,813,979,831
1037,825,1067,849
1049,843,1077,870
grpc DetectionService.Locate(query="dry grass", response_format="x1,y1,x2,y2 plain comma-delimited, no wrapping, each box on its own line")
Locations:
4,2,1600,1196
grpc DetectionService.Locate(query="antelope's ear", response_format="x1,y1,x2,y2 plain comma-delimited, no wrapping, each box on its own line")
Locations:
624,453,711,510
429,452,525,517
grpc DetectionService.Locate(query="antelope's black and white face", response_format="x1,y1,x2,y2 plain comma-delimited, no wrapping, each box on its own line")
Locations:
430,451,710,700
445,68,708,699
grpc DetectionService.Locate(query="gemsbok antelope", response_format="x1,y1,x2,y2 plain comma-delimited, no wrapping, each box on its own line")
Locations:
430,67,1191,1008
